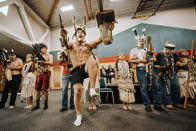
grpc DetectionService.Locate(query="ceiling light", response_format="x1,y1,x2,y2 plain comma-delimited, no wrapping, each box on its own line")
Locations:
0,6,8,16
0,0,6,3
110,0,118,2
60,5,74,12
0,0,8,16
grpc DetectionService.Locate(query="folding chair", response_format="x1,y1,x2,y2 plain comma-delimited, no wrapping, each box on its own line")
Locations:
100,77,114,104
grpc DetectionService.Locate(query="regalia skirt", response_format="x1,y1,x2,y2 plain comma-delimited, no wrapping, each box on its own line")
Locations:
21,72,36,98
177,69,196,99
118,78,135,103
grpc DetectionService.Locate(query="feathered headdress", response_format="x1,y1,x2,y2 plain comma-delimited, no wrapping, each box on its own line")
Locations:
132,28,146,41
72,16,87,39
8,49,15,56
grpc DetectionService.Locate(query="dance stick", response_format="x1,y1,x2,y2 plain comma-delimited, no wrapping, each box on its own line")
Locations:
184,40,194,109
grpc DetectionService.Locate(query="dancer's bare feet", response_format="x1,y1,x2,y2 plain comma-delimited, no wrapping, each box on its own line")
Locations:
92,105,97,110
26,105,33,109
123,104,127,110
24,105,29,109
88,105,93,110
127,104,132,110
9,106,15,109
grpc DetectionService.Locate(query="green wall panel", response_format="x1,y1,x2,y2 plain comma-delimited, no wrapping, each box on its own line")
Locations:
50,51,60,62
94,23,196,57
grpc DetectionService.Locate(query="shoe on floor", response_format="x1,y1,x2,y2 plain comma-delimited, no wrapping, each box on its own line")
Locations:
145,106,152,112
174,104,183,108
70,106,75,110
31,100,40,111
90,88,98,96
43,101,48,110
154,106,167,112
165,105,175,110
0,104,5,109
60,108,68,112
31,105,40,111
74,115,82,127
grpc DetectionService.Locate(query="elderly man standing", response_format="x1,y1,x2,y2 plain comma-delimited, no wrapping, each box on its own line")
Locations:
154,42,181,110
130,37,153,112
129,28,166,112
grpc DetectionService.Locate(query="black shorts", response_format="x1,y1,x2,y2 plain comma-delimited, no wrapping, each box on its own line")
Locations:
71,64,89,85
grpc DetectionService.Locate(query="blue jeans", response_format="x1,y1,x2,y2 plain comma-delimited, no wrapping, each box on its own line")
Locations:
152,68,162,107
136,67,151,107
160,73,180,106
62,74,74,109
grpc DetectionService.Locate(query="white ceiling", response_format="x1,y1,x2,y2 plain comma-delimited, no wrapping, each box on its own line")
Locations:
23,0,195,28
0,33,33,57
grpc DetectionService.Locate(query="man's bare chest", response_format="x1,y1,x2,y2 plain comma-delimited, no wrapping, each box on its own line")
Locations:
10,59,19,67
72,44,91,54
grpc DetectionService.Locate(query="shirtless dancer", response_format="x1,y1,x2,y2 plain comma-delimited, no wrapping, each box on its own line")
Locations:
0,51,23,109
65,24,114,126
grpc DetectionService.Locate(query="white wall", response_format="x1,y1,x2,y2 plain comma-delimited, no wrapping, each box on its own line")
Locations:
27,13,46,41
143,7,196,30
26,11,50,48
50,7,196,51
0,4,28,40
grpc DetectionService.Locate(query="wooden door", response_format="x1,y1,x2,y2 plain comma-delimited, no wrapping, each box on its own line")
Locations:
51,66,62,90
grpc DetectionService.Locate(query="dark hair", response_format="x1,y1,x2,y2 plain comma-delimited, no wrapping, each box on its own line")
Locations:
39,43,48,49
74,28,86,36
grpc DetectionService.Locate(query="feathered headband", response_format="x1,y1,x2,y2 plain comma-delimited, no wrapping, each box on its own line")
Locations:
72,16,86,39
132,28,146,41
3,48,15,56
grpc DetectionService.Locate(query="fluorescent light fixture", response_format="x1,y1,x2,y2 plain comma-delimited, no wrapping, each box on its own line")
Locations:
110,0,118,2
0,6,8,16
60,5,74,12
0,0,6,3
0,0,8,16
